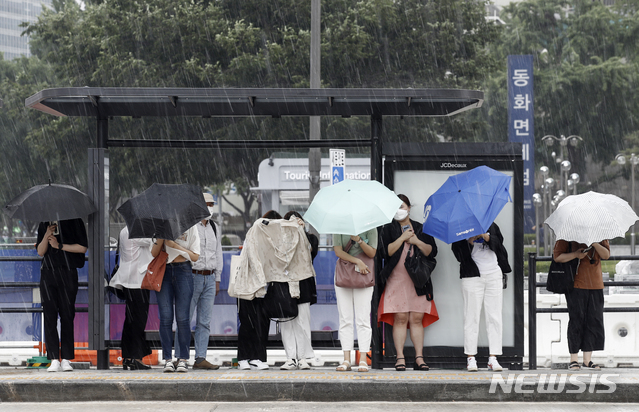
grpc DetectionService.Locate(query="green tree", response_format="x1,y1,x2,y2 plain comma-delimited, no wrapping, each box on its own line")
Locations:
18,0,502,235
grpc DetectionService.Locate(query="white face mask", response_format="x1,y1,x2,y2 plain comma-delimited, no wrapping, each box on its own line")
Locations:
394,208,409,221
207,206,215,220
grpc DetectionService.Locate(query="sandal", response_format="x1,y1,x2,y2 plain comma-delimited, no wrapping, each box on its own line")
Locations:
568,361,580,371
414,355,429,371
582,361,601,370
336,360,351,371
395,357,406,371
358,361,369,372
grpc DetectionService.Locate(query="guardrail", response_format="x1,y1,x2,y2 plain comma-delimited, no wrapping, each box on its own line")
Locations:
527,252,639,370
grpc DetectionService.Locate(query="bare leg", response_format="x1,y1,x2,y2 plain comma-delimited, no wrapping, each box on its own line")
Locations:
393,312,409,367
409,312,425,366
583,351,591,365
343,350,351,363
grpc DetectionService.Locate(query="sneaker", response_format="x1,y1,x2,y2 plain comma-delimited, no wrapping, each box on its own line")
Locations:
176,359,188,373
163,360,175,373
280,359,297,370
238,360,251,370
249,359,269,370
47,359,61,372
192,359,219,370
61,359,73,372
488,356,503,372
467,356,478,372
298,359,311,370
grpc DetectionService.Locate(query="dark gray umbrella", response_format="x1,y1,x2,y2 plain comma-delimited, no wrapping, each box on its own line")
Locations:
117,183,209,241
3,182,96,222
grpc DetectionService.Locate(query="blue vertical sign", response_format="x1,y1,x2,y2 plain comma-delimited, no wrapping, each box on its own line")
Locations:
330,149,345,185
508,55,535,233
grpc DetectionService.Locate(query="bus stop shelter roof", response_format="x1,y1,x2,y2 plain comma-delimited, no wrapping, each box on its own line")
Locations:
25,87,483,118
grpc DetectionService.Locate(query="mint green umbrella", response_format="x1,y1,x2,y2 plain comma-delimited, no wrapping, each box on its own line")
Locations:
303,179,402,235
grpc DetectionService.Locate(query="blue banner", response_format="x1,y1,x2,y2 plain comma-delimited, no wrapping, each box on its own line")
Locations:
508,55,535,233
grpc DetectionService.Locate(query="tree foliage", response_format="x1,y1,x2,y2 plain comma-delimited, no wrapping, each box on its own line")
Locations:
4,0,500,232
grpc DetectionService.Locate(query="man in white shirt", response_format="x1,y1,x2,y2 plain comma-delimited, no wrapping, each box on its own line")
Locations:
189,192,224,370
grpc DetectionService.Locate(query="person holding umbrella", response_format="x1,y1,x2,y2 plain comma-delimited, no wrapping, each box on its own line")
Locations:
451,222,511,372
333,225,378,373
154,226,200,373
378,194,438,371
544,191,634,370
553,239,610,371
36,219,88,372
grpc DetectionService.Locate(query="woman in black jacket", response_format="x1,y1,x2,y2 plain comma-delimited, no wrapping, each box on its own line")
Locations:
378,194,438,371
451,222,511,372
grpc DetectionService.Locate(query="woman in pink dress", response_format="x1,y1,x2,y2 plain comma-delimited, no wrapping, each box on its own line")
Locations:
378,194,438,371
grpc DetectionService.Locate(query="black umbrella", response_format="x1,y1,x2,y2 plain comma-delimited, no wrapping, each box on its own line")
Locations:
3,182,97,223
117,183,209,241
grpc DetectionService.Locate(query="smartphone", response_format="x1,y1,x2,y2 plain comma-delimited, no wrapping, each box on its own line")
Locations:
49,221,59,236
402,225,411,232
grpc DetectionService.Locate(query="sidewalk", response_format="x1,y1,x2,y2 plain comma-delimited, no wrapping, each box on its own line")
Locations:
1,366,638,403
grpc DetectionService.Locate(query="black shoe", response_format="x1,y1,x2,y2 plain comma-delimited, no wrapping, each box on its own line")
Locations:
124,358,151,370
414,355,429,371
395,357,406,371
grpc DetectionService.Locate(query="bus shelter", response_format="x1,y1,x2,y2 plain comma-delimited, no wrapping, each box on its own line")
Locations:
26,87,485,369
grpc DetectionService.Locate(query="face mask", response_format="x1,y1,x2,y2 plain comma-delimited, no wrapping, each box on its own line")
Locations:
207,206,215,220
394,209,409,221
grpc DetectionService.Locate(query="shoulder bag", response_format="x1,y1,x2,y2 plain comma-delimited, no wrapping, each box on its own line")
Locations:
334,240,375,288
141,249,168,292
546,242,579,294
404,244,436,289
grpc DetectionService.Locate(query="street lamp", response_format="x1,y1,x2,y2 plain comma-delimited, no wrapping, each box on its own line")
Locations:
560,160,571,192
616,153,639,255
533,193,542,255
542,134,583,164
543,176,555,256
569,172,580,195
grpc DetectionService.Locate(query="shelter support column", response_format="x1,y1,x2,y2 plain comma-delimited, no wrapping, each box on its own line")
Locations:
371,115,383,183
88,115,109,370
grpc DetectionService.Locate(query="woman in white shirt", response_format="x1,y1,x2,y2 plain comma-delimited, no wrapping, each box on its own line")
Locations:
153,225,200,373
109,226,154,370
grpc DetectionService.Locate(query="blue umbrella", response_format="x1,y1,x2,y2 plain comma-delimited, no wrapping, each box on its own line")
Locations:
422,166,512,244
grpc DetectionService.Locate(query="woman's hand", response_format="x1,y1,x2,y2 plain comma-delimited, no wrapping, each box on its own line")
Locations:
350,235,362,243
400,229,414,243
355,259,370,274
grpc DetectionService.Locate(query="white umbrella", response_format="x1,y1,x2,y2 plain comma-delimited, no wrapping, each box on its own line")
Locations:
545,191,639,245
303,179,402,235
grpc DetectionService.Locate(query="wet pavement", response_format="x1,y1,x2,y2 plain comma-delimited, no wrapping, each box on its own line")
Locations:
0,365,638,403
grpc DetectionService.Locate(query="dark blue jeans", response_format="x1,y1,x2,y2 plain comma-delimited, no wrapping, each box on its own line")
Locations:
156,261,194,360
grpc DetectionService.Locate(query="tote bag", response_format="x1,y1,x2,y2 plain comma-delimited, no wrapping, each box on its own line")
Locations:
335,252,375,289
546,243,579,294
141,250,168,292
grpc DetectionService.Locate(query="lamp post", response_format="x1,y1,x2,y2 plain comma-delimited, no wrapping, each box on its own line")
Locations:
543,176,555,256
542,134,583,165
533,193,542,255
616,153,638,255
569,172,580,195
560,160,571,192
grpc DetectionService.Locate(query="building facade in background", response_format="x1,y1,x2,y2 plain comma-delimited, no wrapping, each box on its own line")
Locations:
0,0,51,60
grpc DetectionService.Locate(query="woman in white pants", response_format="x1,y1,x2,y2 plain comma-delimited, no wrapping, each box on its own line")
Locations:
279,211,319,370
451,222,511,372
332,228,377,372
